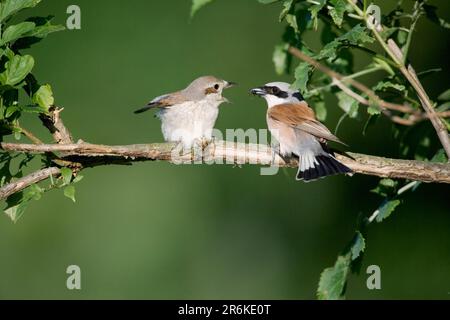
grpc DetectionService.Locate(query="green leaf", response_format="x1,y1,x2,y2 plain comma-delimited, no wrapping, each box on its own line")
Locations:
373,57,395,76
373,81,405,92
314,101,327,121
258,0,281,4
0,21,36,45
23,21,65,38
292,62,310,94
367,105,381,115
60,167,73,185
273,44,289,75
191,0,214,17
328,0,346,27
309,0,326,30
316,24,373,60
371,178,398,197
64,185,76,203
32,84,54,112
0,54,35,86
351,232,365,260
430,149,447,163
317,254,351,300
5,105,20,118
285,13,299,34
279,0,295,22
0,0,41,23
339,24,374,45
336,91,358,118
376,199,401,223
4,183,43,223
438,89,450,101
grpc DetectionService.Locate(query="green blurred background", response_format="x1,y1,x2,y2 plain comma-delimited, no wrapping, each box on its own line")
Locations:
0,0,449,299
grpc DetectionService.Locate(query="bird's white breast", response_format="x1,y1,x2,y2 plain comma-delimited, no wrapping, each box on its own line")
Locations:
157,100,220,148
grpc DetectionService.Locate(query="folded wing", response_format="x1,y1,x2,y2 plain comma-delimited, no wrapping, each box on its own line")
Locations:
268,102,346,145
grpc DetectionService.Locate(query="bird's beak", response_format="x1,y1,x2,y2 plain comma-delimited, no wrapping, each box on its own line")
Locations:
250,86,266,97
225,81,237,89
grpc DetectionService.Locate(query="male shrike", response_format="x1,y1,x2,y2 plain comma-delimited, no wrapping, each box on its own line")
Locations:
251,82,352,182
135,76,235,148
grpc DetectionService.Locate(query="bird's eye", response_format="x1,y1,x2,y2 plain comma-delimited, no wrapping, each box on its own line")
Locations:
214,84,220,90
272,87,280,95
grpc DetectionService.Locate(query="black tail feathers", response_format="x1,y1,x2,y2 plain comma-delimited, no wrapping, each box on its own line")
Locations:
296,154,352,182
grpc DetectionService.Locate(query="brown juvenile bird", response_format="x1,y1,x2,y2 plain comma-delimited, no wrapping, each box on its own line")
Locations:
134,76,235,148
251,82,352,182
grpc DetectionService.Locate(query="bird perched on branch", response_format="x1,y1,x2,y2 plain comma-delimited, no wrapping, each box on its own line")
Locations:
134,76,235,148
251,82,352,182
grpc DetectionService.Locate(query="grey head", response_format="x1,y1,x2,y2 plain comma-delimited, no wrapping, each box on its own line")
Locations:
134,75,236,114
182,75,236,102
250,82,304,107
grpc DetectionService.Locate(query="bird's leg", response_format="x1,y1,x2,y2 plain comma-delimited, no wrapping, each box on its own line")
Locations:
271,142,281,165
191,139,204,163
200,136,214,150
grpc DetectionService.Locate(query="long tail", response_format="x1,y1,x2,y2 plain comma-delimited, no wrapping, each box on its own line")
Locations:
296,153,352,182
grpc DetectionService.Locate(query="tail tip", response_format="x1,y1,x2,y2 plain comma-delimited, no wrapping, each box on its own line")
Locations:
296,155,352,182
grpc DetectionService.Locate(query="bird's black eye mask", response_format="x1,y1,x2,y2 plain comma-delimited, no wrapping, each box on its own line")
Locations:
263,86,304,101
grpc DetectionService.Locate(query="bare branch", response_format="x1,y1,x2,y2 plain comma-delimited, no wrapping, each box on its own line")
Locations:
1,141,449,184
0,167,60,201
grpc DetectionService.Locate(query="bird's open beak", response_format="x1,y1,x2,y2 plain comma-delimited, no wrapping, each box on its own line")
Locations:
225,81,237,89
250,87,266,96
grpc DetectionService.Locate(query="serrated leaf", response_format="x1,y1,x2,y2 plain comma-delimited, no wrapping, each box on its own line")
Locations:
0,0,41,23
373,81,405,92
351,232,365,260
328,0,346,27
273,44,288,75
64,185,76,202
0,54,34,86
190,0,214,17
367,105,381,115
316,24,373,61
317,254,351,300
292,62,310,94
0,21,36,45
60,167,73,185
376,199,401,223
336,91,358,118
339,24,374,45
32,84,54,112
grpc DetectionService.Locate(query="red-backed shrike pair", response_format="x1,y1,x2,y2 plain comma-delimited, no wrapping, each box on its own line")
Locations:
251,82,352,182
135,77,352,182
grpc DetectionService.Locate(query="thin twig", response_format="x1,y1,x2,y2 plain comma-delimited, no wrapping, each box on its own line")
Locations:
17,126,43,144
